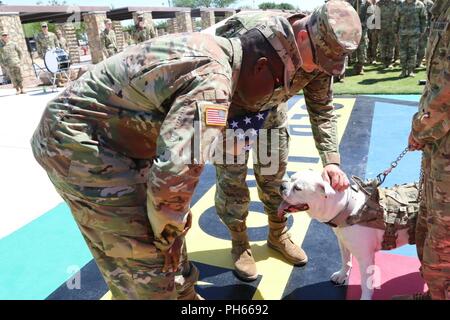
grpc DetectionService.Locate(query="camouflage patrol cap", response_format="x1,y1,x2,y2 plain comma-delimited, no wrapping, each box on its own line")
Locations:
1,31,7,36
252,15,302,95
41,22,48,27
306,0,362,76
104,18,112,24
136,12,144,19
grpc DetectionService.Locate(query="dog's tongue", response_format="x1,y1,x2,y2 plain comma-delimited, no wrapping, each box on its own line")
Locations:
277,201,309,218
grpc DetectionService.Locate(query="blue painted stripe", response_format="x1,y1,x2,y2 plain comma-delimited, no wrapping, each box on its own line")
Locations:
0,203,92,300
365,94,421,103
366,98,421,258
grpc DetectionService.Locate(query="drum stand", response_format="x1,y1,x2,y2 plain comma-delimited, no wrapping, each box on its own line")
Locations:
49,69,71,92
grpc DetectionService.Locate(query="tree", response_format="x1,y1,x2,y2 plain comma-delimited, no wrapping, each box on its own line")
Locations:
173,0,236,8
259,2,295,10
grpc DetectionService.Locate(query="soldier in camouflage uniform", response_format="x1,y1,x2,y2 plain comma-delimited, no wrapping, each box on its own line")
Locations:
348,0,370,75
402,0,450,300
211,1,361,281
56,29,68,52
36,22,59,59
366,0,380,64
0,31,24,94
101,19,118,58
378,0,398,68
416,0,434,67
395,0,427,77
132,12,156,44
31,17,303,299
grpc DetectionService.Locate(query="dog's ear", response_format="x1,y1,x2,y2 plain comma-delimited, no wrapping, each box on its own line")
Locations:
316,180,335,198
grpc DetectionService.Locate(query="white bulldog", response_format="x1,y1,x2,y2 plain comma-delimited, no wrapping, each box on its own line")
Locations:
278,170,414,300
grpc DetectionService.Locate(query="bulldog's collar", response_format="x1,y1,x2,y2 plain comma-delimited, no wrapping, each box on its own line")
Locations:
325,185,360,228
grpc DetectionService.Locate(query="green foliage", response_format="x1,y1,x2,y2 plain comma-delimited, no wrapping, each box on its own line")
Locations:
173,0,236,7
259,2,295,10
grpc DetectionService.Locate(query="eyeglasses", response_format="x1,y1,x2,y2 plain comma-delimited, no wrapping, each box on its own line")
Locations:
42,26,48,28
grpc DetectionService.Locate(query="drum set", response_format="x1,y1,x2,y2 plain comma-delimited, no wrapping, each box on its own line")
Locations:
41,48,71,90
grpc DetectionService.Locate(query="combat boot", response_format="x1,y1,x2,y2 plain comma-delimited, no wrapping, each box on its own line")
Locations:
178,285,205,300
409,69,416,77
19,86,26,94
15,87,20,95
267,219,308,266
399,69,407,78
230,229,258,281
353,65,364,75
391,291,431,300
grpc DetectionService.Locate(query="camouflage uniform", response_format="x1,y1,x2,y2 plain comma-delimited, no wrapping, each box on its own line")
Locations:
211,2,361,280
395,0,427,76
378,0,398,67
57,35,68,52
410,0,450,300
416,0,434,66
101,28,118,58
349,0,370,74
0,38,23,91
31,14,304,298
36,31,59,59
367,1,380,63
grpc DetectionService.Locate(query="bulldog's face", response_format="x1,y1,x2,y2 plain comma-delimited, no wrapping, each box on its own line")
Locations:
278,170,334,218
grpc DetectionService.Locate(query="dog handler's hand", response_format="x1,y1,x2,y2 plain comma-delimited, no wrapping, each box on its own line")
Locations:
162,212,192,273
408,131,425,151
322,164,350,192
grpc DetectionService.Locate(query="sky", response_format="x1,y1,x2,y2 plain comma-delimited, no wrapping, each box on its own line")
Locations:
2,0,326,11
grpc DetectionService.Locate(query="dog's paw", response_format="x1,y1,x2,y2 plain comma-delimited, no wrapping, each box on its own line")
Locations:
330,270,349,285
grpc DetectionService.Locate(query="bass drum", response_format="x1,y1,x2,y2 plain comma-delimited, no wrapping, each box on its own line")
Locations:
44,48,70,73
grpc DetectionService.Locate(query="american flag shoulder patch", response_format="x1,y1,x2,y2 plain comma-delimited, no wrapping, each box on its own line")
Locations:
205,105,228,127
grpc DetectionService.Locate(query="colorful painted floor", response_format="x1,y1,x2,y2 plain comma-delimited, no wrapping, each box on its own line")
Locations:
0,91,427,300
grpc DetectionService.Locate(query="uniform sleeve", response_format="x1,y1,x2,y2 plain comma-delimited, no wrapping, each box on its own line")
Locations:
303,72,340,166
146,71,233,252
36,36,43,58
100,34,108,57
15,44,22,60
411,42,450,144
394,6,400,33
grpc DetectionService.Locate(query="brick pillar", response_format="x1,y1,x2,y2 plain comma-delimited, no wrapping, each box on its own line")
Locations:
201,10,215,29
167,18,178,34
56,22,81,64
0,13,34,82
132,11,156,38
112,21,124,52
82,11,106,64
175,11,193,33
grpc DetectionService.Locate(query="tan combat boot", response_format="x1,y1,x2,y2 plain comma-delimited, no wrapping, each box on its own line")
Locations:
178,285,205,300
391,291,431,300
230,229,258,282
267,219,308,266
20,86,26,94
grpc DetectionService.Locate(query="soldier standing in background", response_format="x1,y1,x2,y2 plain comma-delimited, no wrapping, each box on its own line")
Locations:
132,12,156,44
395,0,427,77
416,0,434,67
0,31,25,94
36,22,58,59
101,19,118,58
367,0,381,64
401,0,450,300
56,29,68,52
378,0,398,68
349,0,370,75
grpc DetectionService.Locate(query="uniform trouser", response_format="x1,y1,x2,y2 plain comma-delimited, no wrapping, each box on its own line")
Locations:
355,28,368,67
6,64,23,89
45,172,198,300
379,30,396,66
416,141,450,300
399,35,420,71
214,103,289,232
367,29,380,62
416,31,428,66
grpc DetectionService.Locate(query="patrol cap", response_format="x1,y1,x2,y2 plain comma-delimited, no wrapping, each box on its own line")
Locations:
1,31,7,36
41,22,48,27
104,18,112,24
252,15,302,95
136,12,144,19
306,0,362,76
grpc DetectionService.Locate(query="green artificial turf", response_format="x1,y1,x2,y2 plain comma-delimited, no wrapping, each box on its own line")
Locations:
332,63,427,95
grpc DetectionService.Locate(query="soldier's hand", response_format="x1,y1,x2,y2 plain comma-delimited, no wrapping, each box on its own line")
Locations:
408,132,425,151
322,164,350,192
162,212,192,273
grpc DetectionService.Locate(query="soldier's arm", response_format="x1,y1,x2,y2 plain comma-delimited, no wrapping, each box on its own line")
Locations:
303,72,340,166
16,44,22,61
394,6,400,33
100,34,108,56
420,5,427,34
145,69,233,252
412,45,450,144
36,37,42,57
